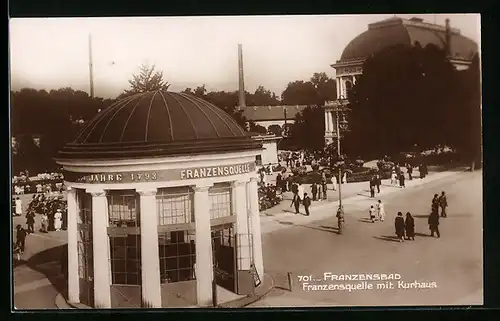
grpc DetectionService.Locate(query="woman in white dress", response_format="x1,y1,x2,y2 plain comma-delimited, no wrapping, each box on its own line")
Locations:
54,209,63,231
377,200,386,222
391,171,398,185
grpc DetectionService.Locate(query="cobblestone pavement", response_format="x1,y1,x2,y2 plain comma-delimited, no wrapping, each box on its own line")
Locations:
249,170,483,307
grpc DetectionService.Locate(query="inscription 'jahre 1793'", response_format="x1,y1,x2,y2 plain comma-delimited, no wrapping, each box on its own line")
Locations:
63,162,255,184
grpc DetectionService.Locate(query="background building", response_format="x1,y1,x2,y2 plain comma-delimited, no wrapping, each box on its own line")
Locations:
56,90,265,308
241,105,307,130
325,16,479,145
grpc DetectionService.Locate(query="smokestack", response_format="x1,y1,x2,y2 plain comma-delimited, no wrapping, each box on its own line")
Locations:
238,44,246,108
88,34,95,99
445,19,451,58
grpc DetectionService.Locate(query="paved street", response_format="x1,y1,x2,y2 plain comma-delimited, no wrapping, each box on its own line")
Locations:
249,170,483,307
12,169,481,309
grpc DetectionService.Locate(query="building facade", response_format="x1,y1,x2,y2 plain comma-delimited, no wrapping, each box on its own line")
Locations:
325,16,479,145
56,90,265,308
241,105,308,131
252,134,280,166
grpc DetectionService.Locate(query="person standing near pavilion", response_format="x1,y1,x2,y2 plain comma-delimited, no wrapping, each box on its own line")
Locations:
54,209,63,231
15,224,27,255
439,191,448,217
377,200,386,222
395,212,406,242
40,213,48,233
407,163,413,180
26,210,35,234
15,197,23,217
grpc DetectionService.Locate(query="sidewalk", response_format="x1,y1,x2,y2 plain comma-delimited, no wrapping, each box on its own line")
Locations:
259,170,463,234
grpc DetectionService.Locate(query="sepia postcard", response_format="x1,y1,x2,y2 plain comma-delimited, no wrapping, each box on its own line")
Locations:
10,14,482,309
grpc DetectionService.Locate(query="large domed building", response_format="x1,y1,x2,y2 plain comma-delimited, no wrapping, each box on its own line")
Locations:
324,16,479,144
56,90,264,308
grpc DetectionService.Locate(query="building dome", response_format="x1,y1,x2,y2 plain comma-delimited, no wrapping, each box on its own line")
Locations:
340,17,478,62
58,90,261,159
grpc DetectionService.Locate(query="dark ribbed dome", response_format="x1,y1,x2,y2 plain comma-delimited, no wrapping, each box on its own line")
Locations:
57,90,262,159
341,17,478,61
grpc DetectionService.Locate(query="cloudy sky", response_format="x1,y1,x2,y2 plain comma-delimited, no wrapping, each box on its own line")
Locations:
9,14,480,99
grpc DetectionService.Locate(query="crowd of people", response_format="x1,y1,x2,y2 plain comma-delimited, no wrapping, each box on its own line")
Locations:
12,172,65,195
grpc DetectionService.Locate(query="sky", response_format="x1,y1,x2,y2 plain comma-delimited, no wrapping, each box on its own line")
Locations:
9,14,480,99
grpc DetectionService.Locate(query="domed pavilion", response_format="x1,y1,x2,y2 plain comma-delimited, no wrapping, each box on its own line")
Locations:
56,90,264,308
324,16,478,145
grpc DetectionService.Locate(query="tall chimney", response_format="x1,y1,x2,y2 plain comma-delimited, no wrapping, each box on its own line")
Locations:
88,34,95,99
238,44,246,108
445,19,451,58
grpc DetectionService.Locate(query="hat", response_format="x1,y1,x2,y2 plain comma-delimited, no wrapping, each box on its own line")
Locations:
57,209,62,212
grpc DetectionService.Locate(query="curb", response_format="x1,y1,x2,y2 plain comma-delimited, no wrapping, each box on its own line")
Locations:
55,293,92,309
54,273,275,309
217,273,275,308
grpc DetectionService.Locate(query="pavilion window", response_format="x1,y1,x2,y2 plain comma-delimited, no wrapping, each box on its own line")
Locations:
107,191,141,286
157,187,196,284
76,190,93,282
209,183,233,220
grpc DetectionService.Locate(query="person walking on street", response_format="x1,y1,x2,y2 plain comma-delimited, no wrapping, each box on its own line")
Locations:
391,171,398,186
405,212,415,240
439,191,448,217
395,212,406,242
428,210,440,238
369,205,376,223
303,193,311,216
311,183,318,201
407,164,413,180
321,180,328,200
369,176,376,198
399,172,405,188
419,164,425,179
377,200,386,222
431,194,440,215
375,174,381,193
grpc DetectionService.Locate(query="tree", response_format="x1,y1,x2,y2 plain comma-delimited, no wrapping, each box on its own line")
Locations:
119,64,170,98
247,85,280,106
289,106,325,151
11,87,114,174
281,80,320,105
344,44,458,158
249,122,267,134
310,72,337,104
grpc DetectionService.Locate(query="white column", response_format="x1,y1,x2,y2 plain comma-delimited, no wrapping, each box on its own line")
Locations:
247,177,264,280
352,75,357,85
232,181,251,270
336,76,341,98
194,184,213,307
67,187,80,303
324,110,329,133
137,188,162,308
328,111,334,136
88,189,112,308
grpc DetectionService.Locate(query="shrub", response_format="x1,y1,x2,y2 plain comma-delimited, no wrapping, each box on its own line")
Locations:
346,167,378,183
311,164,320,171
291,166,307,176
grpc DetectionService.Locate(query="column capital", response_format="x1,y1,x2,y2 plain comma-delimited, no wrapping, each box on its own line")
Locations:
87,189,106,197
231,181,247,188
194,185,211,193
136,187,157,196
66,186,76,193
249,177,259,183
